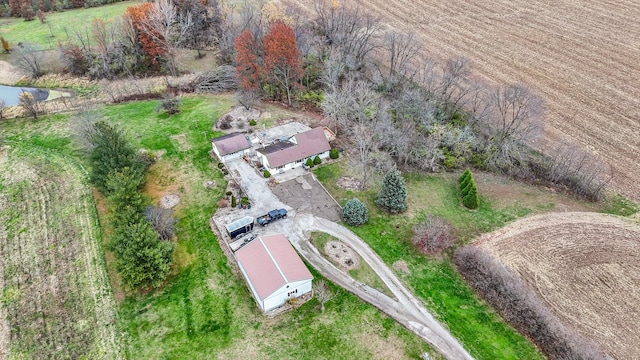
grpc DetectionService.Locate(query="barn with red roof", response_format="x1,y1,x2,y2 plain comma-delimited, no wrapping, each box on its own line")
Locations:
234,234,313,312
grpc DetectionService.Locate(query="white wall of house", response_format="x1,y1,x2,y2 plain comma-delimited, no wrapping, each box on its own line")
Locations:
262,279,313,312
212,145,251,163
259,150,331,173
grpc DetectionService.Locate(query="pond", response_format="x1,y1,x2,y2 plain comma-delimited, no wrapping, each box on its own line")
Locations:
0,85,50,106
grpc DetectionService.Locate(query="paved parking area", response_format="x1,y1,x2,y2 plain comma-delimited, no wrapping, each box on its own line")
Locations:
272,173,342,222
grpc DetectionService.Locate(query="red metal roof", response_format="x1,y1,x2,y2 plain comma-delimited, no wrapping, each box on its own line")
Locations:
258,127,330,168
212,132,251,156
235,234,313,301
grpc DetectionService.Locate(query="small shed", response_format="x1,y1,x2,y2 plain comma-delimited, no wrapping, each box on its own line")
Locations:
235,234,313,312
211,132,252,163
225,216,254,239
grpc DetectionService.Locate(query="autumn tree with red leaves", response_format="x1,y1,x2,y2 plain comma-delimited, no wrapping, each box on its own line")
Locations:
234,29,261,92
262,20,302,106
126,3,165,67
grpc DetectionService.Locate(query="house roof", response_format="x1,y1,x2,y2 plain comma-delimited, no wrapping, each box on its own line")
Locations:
211,132,251,156
257,127,331,168
235,234,313,301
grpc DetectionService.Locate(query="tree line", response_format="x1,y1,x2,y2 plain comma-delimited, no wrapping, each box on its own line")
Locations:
84,118,174,290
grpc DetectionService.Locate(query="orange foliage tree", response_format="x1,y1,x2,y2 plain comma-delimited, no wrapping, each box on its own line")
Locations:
234,29,261,92
126,3,166,66
262,20,302,106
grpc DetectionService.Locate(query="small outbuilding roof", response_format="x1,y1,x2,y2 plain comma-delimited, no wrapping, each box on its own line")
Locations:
257,127,330,168
235,234,313,301
211,132,252,156
225,216,254,233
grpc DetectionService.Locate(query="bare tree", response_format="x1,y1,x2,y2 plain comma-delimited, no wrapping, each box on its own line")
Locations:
19,91,42,119
313,279,333,312
379,30,420,92
140,0,194,76
16,43,44,78
487,84,543,166
0,99,6,120
143,206,177,240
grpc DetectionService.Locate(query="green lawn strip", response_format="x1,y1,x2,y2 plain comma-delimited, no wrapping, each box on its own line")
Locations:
310,231,394,298
0,1,135,50
314,163,544,359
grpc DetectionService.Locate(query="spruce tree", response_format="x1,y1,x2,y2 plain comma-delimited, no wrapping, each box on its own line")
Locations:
459,168,472,187
463,184,480,209
342,198,368,226
376,169,407,214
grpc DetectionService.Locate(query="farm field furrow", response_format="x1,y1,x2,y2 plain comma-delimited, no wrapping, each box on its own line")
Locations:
476,212,640,359
0,146,122,359
294,0,640,202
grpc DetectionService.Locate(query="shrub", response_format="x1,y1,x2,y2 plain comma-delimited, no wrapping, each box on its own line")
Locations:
241,197,249,205
375,169,407,214
305,158,314,168
459,168,479,209
455,246,608,360
218,162,225,169
263,169,271,178
231,195,236,208
329,148,339,159
143,205,177,241
313,155,322,165
218,114,232,130
217,198,228,208
225,191,232,197
342,198,368,226
155,98,181,115
249,119,257,126
0,37,11,53
413,216,455,255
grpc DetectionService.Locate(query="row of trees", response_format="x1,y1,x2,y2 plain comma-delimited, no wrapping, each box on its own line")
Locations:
455,246,608,359
85,120,174,289
2,0,120,18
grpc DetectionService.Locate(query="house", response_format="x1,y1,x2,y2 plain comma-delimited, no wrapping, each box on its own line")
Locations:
256,127,331,173
211,132,252,163
234,234,313,312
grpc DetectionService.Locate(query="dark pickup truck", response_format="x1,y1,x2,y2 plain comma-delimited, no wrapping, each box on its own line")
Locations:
256,208,288,226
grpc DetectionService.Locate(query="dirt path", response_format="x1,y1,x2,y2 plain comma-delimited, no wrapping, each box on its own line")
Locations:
0,60,24,85
269,214,473,359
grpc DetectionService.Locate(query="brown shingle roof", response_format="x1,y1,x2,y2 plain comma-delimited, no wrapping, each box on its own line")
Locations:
235,234,312,301
211,132,251,156
258,127,330,168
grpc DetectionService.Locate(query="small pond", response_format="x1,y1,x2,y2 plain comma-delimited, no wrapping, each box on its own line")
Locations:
0,85,50,106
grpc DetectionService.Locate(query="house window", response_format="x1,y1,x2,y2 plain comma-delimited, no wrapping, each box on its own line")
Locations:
295,159,303,163
287,289,298,297
276,165,285,170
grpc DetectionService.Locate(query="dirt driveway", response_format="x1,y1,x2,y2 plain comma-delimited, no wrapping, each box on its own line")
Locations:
273,173,341,222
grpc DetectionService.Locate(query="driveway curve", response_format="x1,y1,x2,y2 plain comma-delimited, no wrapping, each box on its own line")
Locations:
226,160,473,359
268,214,473,360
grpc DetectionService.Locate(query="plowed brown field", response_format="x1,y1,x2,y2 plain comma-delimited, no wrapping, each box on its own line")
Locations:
292,0,640,202
476,212,640,359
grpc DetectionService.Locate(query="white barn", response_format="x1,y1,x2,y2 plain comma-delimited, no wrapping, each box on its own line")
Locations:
234,234,313,312
256,127,331,173
211,132,252,163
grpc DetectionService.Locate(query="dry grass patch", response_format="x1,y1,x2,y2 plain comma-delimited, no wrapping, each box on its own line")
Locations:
477,212,640,359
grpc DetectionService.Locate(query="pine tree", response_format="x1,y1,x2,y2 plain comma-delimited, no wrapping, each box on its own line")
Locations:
458,168,472,186
459,169,480,209
375,169,407,214
342,198,368,226
463,184,480,209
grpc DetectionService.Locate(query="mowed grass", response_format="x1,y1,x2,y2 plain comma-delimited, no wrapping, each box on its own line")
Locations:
314,162,548,359
0,95,438,359
310,231,394,298
0,1,135,50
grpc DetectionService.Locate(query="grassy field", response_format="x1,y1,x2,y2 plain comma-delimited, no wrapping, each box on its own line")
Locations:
0,1,135,50
313,161,624,359
0,95,438,359
0,143,121,358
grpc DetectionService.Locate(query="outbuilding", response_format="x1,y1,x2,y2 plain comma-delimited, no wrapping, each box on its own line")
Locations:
234,234,313,312
225,216,254,239
211,132,252,163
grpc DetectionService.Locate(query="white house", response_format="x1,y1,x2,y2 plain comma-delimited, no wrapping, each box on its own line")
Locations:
234,234,313,313
256,127,331,173
211,132,252,163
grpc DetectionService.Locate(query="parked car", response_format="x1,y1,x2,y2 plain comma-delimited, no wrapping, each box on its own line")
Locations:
256,208,288,226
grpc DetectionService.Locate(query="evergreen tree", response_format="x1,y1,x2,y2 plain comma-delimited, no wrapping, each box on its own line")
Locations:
342,198,368,226
88,121,145,195
313,155,322,165
305,158,314,168
458,168,472,186
463,184,480,209
375,169,407,214
459,169,480,209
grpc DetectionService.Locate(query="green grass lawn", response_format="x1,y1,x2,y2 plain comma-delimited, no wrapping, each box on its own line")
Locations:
0,95,440,359
0,1,135,50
